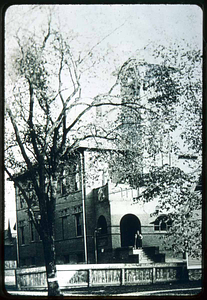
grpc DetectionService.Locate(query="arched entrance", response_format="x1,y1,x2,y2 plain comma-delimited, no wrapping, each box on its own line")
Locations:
120,214,141,247
97,215,107,234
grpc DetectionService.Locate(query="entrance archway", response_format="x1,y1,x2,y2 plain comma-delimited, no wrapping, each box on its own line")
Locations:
120,214,141,247
97,215,107,234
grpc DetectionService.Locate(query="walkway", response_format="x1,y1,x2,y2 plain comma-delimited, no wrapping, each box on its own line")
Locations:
6,281,202,297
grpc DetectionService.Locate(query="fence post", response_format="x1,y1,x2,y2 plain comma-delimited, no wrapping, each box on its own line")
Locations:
88,269,92,287
152,267,156,284
14,268,17,290
121,268,125,286
15,269,21,290
181,264,189,282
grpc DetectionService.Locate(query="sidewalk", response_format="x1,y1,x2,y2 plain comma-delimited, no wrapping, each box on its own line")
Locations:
6,281,203,297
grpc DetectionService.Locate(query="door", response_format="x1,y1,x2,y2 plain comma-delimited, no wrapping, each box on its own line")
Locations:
120,214,141,247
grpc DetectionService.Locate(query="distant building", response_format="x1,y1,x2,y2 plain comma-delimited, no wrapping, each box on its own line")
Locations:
4,222,17,265
4,222,17,289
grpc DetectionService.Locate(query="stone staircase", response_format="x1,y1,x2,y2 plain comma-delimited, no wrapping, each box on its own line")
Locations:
113,246,165,264
130,247,166,264
130,249,155,264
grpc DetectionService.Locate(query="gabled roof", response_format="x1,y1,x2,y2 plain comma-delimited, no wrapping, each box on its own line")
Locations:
150,214,171,224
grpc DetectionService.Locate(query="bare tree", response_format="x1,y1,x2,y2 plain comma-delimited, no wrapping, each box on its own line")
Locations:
4,14,149,295
5,16,119,295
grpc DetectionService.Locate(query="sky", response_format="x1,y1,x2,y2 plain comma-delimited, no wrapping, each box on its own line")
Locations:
5,5,202,97
4,4,203,232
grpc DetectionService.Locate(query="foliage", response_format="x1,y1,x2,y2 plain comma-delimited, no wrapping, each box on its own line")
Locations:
106,46,202,258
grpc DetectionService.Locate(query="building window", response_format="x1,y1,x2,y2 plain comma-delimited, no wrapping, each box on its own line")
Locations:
61,170,67,195
38,226,42,241
62,216,68,240
96,105,102,117
31,257,35,266
64,255,69,264
77,253,84,263
19,194,24,208
126,189,128,198
75,213,82,237
154,215,172,231
75,165,80,191
20,259,26,267
30,221,35,242
58,162,80,195
20,226,25,245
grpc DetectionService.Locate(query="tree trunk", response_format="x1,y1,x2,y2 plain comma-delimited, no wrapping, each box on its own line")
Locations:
42,234,61,296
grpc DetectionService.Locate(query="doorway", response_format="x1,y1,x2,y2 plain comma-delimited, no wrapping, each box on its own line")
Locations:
120,214,141,247
97,215,107,234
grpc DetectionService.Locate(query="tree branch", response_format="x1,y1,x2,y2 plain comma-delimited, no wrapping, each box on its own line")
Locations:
41,16,51,49
6,106,41,198
79,20,127,65
27,79,43,161
64,97,151,136
46,84,80,138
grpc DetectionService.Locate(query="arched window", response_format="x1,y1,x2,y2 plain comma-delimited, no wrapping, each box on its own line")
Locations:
153,215,172,231
160,219,167,231
97,216,107,234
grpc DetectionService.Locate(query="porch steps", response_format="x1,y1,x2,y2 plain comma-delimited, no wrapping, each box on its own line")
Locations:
143,247,165,263
129,247,166,264
130,249,154,264
113,246,165,264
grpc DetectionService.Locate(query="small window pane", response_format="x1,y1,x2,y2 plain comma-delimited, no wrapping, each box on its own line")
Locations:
75,214,82,236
